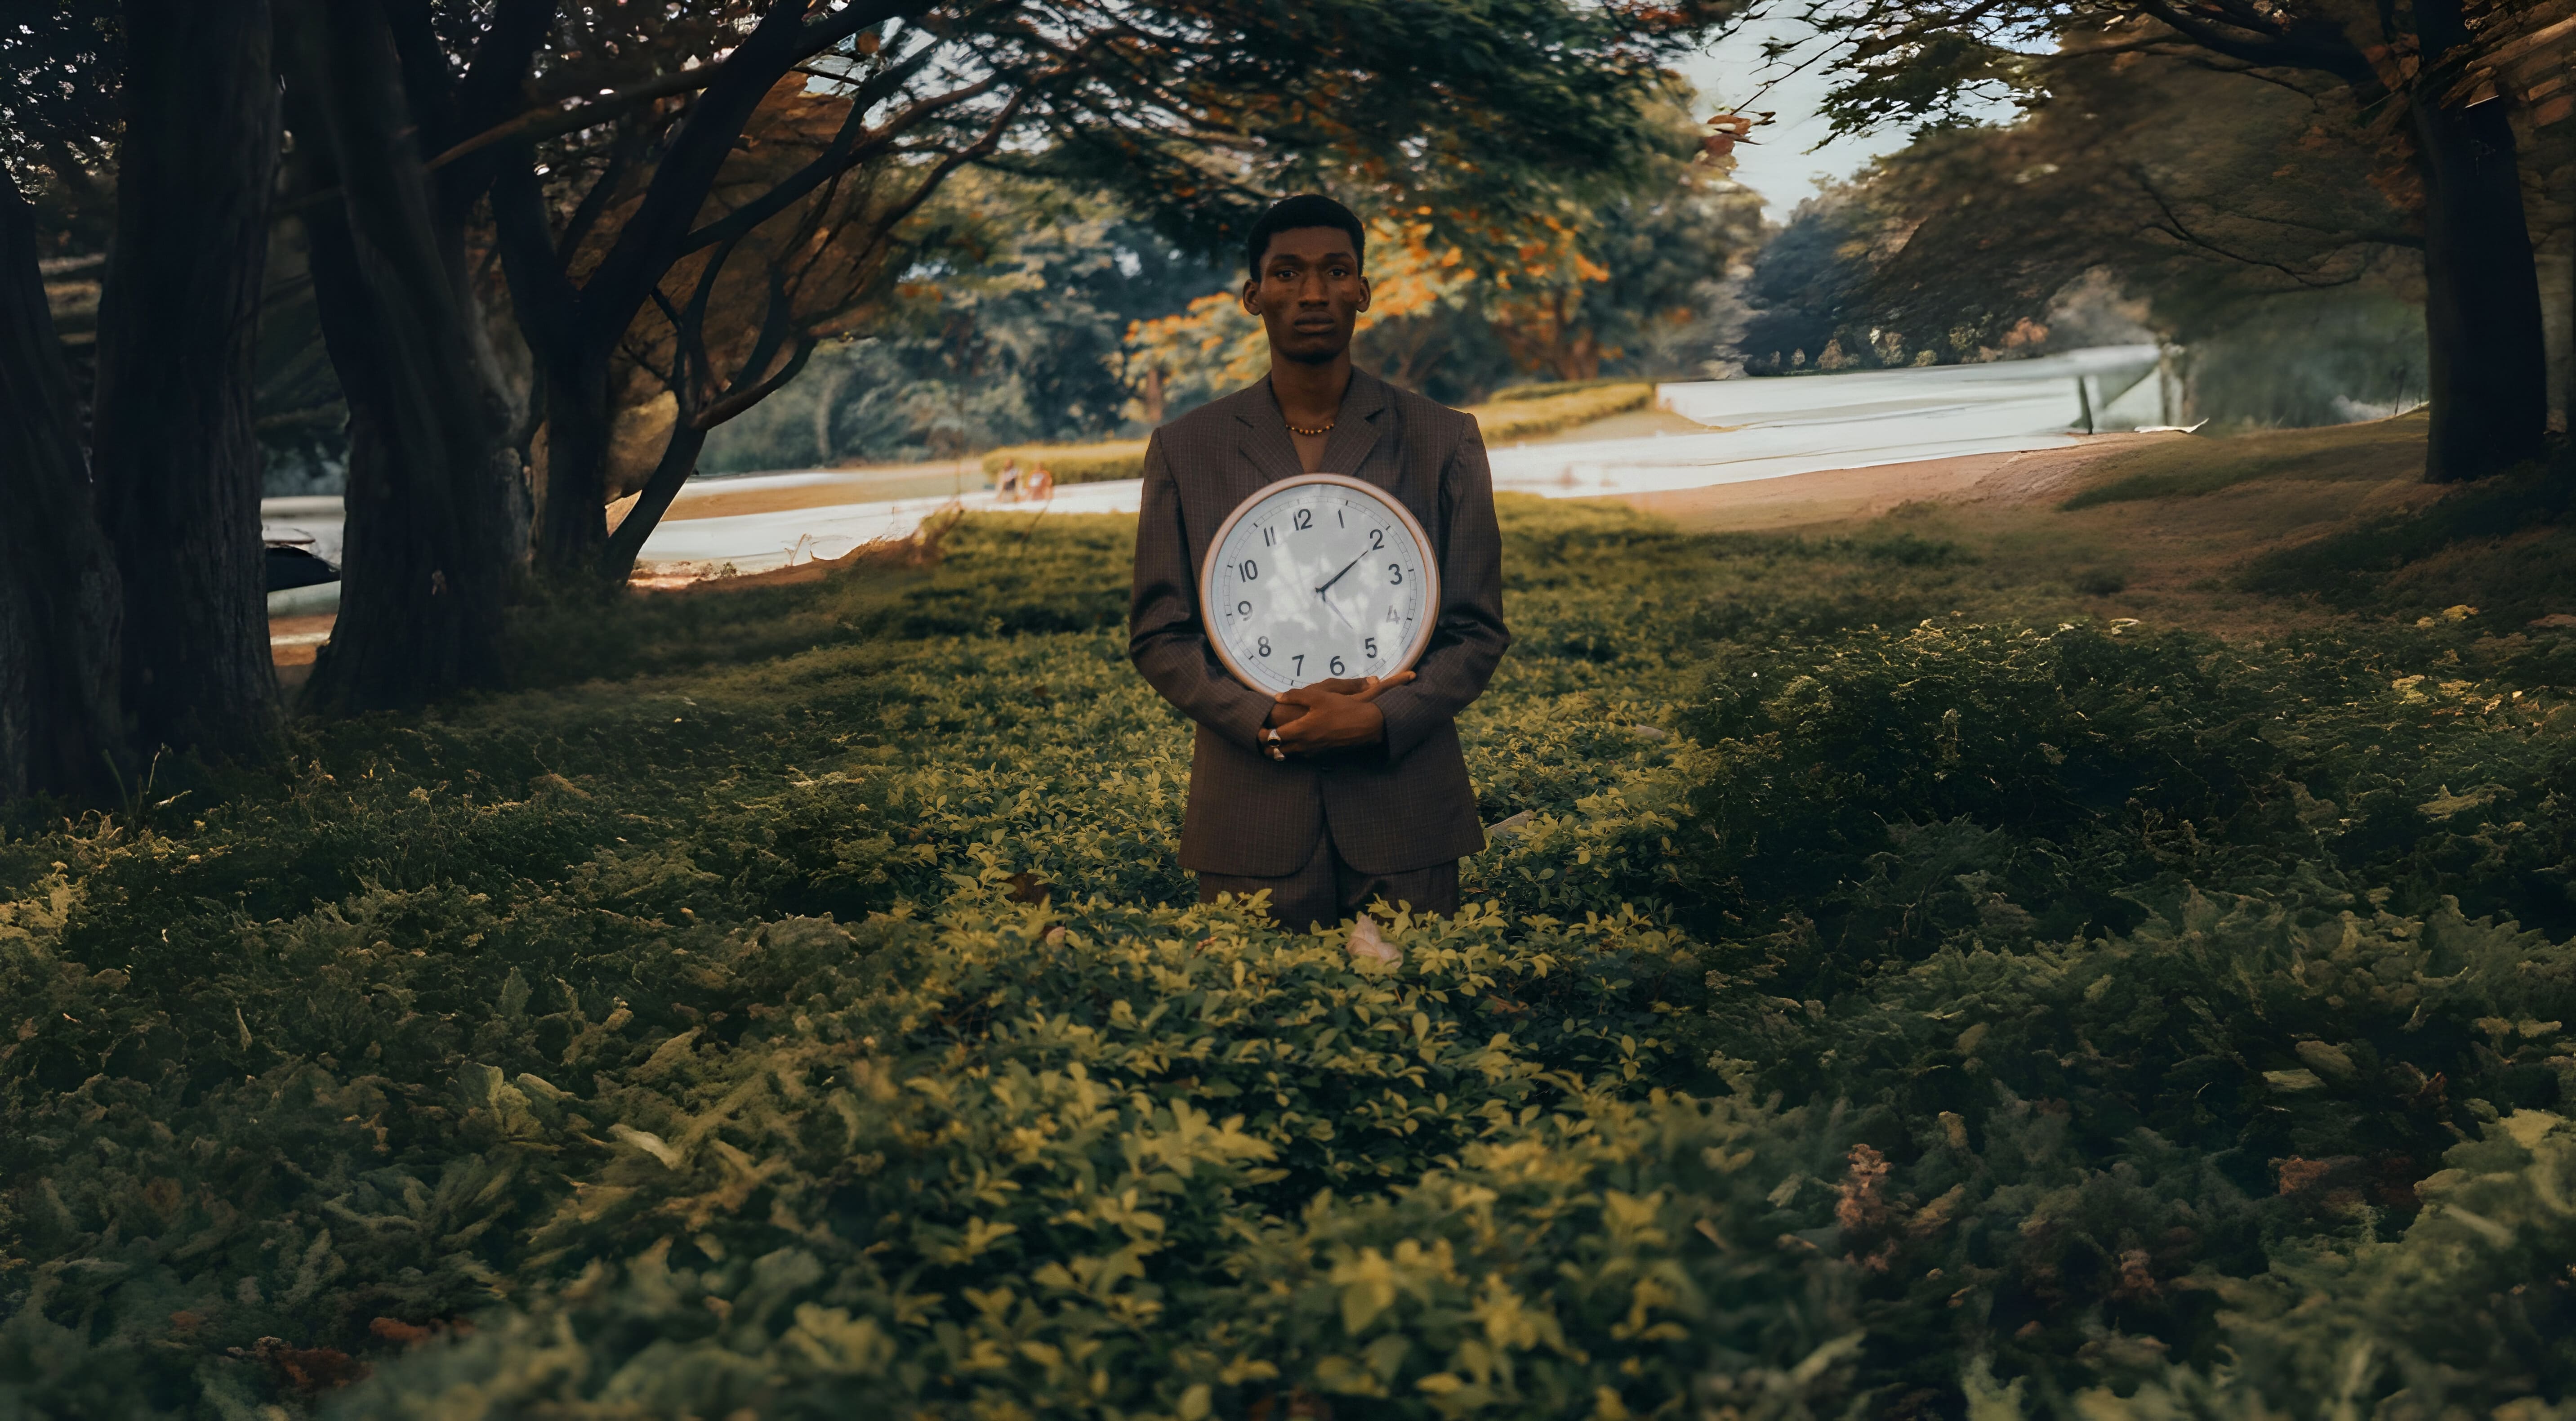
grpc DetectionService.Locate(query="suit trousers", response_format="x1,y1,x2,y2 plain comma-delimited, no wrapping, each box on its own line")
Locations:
1197,826,1458,931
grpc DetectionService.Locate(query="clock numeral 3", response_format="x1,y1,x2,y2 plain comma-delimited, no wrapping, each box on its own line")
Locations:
1386,563,1403,585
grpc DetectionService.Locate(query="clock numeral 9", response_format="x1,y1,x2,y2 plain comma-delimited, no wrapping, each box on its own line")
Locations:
1257,636,1271,657
1329,656,1346,675
1236,600,1252,617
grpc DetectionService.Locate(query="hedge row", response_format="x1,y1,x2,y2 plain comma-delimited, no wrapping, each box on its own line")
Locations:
975,384,1659,486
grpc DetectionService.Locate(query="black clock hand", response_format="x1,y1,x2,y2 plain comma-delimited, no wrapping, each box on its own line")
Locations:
1314,553,1367,598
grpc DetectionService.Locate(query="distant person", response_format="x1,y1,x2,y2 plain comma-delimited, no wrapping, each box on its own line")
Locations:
1128,193,1509,929
1026,463,1055,501
995,458,1021,502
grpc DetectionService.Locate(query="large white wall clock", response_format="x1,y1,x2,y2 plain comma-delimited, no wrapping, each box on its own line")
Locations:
1200,473,1440,696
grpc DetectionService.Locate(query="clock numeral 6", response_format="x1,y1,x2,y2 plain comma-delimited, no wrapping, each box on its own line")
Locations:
1329,656,1346,675
1257,636,1271,657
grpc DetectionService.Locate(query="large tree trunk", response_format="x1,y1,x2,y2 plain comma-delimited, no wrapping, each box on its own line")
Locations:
534,354,617,575
87,0,281,757
279,0,517,713
2411,0,2551,482
0,181,126,802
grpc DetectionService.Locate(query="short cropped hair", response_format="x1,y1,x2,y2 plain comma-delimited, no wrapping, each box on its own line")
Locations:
1245,194,1366,280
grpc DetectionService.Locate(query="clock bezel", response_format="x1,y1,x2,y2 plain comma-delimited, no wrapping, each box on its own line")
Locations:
1198,472,1442,697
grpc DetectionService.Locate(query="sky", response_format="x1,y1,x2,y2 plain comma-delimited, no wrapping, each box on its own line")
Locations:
1676,13,1922,224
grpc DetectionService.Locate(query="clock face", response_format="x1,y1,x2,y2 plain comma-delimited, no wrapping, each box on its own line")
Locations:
1202,474,1438,697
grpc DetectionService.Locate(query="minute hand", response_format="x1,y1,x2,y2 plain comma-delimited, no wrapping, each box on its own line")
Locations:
1314,553,1367,598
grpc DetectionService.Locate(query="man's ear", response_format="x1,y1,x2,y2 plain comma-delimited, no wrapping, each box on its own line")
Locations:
1240,277,1262,315
1355,273,1372,314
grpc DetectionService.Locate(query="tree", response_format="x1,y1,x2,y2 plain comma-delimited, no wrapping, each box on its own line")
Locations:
1760,0,2561,480
85,0,282,757
0,177,124,801
277,0,535,713
694,178,1233,471
1738,48,2425,380
1128,105,1764,404
477,0,1723,583
0,1,123,800
595,77,938,580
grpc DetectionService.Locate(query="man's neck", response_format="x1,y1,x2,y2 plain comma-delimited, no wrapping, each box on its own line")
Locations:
1268,353,1354,426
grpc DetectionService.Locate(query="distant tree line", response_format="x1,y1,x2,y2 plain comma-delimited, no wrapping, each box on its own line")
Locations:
698,106,1765,477
0,0,1727,802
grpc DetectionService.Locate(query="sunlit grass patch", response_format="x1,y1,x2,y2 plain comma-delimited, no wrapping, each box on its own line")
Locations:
2059,411,2427,509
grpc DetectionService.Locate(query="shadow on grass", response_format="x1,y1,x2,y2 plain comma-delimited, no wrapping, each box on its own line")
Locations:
2240,449,2576,623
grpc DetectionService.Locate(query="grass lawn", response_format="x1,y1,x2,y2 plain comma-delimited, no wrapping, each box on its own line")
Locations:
7,424,2576,1418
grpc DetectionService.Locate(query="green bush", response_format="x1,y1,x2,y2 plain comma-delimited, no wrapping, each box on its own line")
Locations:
4,499,2574,1418
974,384,1658,488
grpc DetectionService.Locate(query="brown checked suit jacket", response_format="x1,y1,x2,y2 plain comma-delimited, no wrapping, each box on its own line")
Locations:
1129,369,1510,877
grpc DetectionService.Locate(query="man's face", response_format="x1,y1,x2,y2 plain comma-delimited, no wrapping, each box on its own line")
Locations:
1242,226,1371,366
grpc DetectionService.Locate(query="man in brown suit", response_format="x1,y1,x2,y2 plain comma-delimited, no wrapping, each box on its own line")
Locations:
1129,194,1510,929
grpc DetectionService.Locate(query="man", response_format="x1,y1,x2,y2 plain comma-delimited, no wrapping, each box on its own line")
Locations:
1128,193,1510,929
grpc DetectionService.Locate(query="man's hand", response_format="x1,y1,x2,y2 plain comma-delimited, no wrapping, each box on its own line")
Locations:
1263,672,1414,759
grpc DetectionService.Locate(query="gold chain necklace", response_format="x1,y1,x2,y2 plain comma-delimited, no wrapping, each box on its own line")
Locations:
1286,419,1335,437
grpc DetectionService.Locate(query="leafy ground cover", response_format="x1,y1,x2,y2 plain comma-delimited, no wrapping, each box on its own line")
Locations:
5,456,2576,1419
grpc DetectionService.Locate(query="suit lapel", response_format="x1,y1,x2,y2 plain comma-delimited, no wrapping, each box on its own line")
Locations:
1322,370,1389,482
1232,383,1306,489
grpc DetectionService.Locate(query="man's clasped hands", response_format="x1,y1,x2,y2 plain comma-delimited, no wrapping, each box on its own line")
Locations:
1258,670,1416,761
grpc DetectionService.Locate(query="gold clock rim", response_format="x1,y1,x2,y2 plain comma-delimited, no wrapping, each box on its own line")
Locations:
1198,472,1443,697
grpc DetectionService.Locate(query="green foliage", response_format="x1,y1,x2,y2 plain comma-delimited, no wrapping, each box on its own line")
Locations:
4,496,2576,1417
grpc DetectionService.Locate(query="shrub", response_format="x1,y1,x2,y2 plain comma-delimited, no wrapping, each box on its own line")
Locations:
973,384,1658,487
4,501,2574,1419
